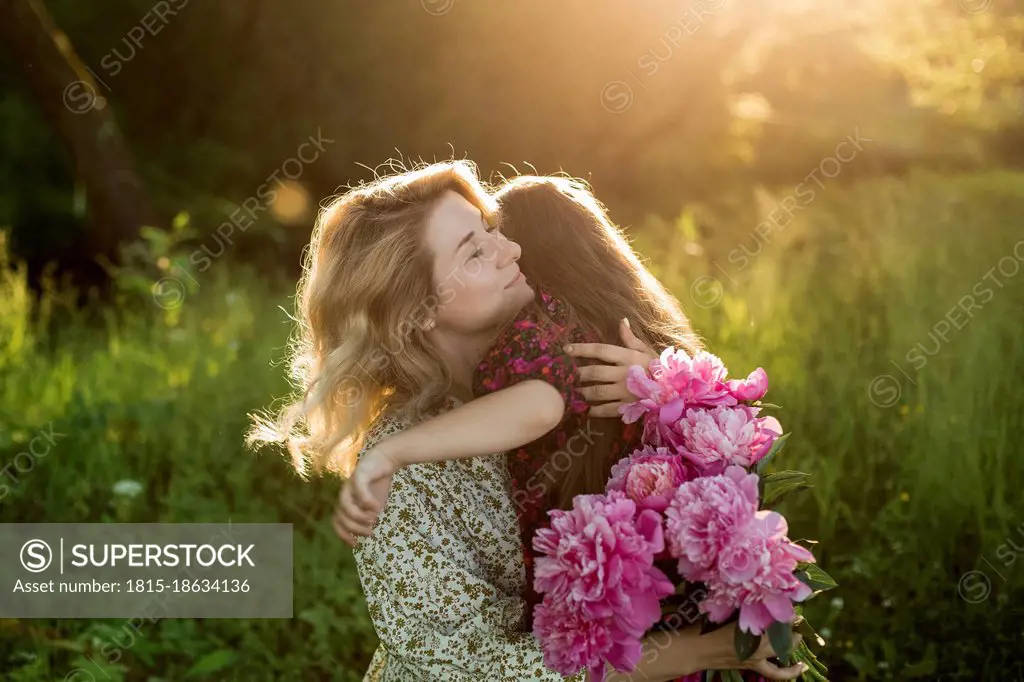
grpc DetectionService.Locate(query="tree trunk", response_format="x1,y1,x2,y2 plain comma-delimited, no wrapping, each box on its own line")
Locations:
0,0,159,263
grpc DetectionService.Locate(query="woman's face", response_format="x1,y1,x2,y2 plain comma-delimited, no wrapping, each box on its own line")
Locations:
424,190,533,333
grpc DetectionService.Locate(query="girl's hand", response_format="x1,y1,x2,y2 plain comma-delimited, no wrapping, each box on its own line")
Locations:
332,444,400,547
564,317,657,418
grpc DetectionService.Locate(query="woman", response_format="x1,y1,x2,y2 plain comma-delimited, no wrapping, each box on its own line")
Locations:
251,161,805,681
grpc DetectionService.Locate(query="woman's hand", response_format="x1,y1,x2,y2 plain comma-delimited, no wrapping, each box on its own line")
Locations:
332,444,400,547
564,317,657,418
601,621,808,682
684,621,808,680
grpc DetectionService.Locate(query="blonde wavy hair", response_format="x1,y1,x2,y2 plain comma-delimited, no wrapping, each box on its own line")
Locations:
247,160,498,477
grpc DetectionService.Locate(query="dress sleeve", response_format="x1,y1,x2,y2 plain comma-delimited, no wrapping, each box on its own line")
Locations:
474,314,589,428
353,418,584,681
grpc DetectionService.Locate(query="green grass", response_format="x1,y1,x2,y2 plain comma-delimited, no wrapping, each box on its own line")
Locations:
1,170,1022,680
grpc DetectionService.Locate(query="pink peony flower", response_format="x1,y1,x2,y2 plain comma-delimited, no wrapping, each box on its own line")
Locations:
726,367,769,402
531,491,677,679
533,491,675,633
621,349,776,452
664,466,760,581
697,511,818,635
533,597,641,681
606,446,694,512
677,406,783,473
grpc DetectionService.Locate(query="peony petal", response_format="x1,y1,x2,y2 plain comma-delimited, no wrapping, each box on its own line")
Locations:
634,509,666,553
739,600,773,636
762,593,796,623
760,415,783,436
660,398,686,425
785,542,816,564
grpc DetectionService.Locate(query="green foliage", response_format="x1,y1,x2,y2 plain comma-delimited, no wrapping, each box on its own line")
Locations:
2,169,1023,679
0,234,375,680
733,625,761,662
634,168,1024,680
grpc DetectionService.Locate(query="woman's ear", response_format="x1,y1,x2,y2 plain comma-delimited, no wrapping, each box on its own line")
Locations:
420,318,436,332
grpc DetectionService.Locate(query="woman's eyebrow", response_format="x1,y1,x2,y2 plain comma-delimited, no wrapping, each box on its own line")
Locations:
453,231,475,255
452,217,490,255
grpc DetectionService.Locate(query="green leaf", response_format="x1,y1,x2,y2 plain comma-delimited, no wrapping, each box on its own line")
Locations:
69,656,124,682
795,615,827,647
734,625,761,661
903,643,938,678
795,564,838,592
172,211,191,232
701,616,733,635
723,670,745,682
759,470,806,499
755,432,790,474
763,480,813,507
767,620,794,665
752,402,783,410
185,650,238,678
761,470,810,484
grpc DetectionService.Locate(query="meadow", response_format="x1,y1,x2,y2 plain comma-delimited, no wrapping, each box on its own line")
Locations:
1,170,1021,680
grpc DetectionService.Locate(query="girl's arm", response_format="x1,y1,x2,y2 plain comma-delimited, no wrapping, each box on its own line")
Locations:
335,381,568,543
382,380,565,467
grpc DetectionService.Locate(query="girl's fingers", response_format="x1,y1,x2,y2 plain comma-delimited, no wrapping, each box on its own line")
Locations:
337,496,375,536
333,507,366,546
336,512,373,542
758,631,803,659
578,383,630,403
619,318,654,356
352,478,383,513
334,525,356,548
343,485,378,524
576,363,626,384
563,342,630,364
585,401,625,418
332,510,353,545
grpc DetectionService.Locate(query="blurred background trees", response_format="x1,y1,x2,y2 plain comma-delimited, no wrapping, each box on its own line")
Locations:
1,1,1023,680
2,0,1022,284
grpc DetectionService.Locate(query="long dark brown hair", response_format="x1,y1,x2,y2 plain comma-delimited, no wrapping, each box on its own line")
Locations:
494,175,704,508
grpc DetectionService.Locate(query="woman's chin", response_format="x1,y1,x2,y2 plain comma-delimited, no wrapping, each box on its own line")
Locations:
515,280,536,303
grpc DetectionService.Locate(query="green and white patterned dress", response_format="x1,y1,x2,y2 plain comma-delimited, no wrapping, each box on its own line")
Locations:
354,402,585,682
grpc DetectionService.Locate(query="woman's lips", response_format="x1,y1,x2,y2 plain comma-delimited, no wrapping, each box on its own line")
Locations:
505,272,524,288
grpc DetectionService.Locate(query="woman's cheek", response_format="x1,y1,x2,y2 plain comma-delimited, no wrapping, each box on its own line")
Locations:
463,256,484,278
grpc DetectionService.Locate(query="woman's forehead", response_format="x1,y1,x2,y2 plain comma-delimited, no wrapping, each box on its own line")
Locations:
424,191,486,258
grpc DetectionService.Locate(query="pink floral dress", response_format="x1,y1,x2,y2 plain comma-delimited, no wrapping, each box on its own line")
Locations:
473,288,644,630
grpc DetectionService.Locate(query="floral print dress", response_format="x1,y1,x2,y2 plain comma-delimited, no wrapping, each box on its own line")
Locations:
353,405,585,681
473,288,643,629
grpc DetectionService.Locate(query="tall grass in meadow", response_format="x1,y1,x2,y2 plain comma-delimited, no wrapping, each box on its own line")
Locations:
634,170,1024,679
0,170,1021,680
0,251,377,680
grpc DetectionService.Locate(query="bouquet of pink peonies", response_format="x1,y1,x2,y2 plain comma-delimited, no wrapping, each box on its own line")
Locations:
531,348,836,682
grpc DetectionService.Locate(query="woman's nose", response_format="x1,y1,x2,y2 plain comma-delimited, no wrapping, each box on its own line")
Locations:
497,234,521,265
